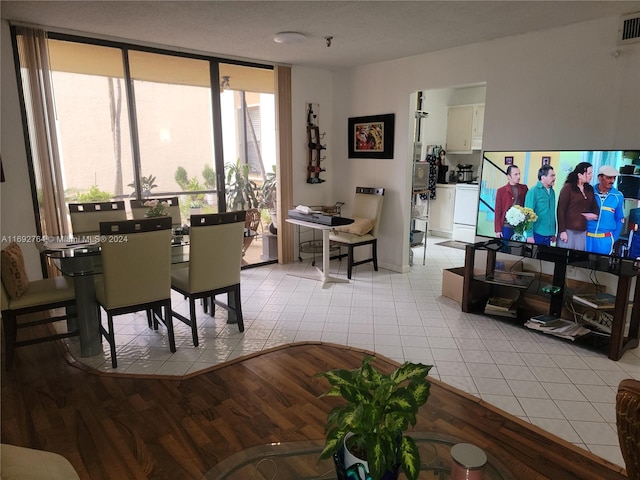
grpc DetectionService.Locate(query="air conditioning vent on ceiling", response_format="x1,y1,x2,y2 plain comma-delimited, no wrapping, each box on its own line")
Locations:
618,12,640,45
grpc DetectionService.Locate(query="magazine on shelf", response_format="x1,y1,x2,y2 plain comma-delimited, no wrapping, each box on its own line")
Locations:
529,314,560,325
484,270,535,289
524,319,591,340
486,296,516,311
572,293,616,309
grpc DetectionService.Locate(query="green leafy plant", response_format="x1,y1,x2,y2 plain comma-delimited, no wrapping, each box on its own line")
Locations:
74,185,113,202
202,164,217,190
128,174,157,196
259,165,277,212
175,166,205,203
225,159,259,211
316,357,432,480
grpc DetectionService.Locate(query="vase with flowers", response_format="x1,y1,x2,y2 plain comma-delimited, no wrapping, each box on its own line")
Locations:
144,199,169,218
505,205,538,241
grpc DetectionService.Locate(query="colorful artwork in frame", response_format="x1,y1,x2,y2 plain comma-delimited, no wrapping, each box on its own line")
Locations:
348,113,395,159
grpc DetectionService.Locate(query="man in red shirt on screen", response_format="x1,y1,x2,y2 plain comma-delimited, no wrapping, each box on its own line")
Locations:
494,165,529,240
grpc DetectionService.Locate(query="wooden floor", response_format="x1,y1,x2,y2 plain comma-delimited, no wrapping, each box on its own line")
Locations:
1,326,629,480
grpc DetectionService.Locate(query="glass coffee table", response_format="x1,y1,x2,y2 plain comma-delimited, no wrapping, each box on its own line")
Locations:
204,433,515,479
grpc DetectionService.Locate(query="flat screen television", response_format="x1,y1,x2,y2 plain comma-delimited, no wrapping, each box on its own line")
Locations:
476,150,640,262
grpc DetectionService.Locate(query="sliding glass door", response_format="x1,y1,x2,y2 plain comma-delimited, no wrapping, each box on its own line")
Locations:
13,29,278,266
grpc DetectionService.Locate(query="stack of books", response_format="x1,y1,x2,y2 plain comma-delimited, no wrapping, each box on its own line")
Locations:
524,316,591,341
572,293,616,310
484,295,517,318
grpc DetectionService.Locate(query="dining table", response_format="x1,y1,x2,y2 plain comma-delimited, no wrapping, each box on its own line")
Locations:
39,234,239,357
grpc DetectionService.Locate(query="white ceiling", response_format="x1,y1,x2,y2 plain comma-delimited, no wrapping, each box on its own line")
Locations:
2,1,639,70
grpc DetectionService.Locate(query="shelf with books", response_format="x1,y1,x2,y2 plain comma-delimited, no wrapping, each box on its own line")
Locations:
572,293,617,310
461,239,640,361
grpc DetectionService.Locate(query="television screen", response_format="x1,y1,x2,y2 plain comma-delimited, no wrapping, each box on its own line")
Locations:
476,150,640,260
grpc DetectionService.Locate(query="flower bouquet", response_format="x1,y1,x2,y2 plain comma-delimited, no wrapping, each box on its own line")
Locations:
505,205,538,241
144,199,169,218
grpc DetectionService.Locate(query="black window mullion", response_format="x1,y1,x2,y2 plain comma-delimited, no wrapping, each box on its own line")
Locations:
210,61,226,212
121,47,143,200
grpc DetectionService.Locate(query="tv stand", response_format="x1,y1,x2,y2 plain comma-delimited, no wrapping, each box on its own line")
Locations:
461,240,640,361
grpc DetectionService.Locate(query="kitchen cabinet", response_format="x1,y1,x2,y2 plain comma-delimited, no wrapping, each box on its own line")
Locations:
428,185,456,237
472,105,484,150
446,104,484,153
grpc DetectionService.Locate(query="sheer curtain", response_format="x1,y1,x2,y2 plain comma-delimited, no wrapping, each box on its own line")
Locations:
15,26,69,239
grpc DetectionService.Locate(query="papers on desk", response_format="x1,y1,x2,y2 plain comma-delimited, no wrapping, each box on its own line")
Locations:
42,241,98,251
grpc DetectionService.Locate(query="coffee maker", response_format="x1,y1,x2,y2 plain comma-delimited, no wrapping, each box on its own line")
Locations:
456,164,474,183
437,165,449,184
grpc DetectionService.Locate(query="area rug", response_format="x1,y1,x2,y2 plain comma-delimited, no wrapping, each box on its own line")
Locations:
435,240,469,250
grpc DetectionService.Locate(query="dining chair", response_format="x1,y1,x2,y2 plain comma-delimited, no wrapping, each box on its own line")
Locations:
616,378,640,480
171,211,246,347
95,216,175,368
130,196,182,228
242,208,262,256
329,187,385,279
69,201,127,237
1,242,78,369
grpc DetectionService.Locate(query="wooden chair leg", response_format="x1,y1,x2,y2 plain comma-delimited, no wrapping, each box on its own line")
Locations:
372,240,379,271
347,246,354,279
164,301,176,353
106,313,117,368
189,298,199,347
234,286,244,332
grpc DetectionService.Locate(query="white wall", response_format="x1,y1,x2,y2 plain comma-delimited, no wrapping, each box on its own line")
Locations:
3,15,639,278
329,15,640,274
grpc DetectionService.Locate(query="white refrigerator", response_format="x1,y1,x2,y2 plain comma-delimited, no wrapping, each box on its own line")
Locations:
452,183,479,243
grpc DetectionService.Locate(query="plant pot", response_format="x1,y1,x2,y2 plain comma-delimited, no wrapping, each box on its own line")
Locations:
335,433,399,480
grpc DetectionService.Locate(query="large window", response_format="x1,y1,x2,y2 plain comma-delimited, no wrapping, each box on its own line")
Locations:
14,29,277,266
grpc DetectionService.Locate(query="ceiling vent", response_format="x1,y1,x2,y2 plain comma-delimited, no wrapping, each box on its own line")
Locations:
618,12,640,45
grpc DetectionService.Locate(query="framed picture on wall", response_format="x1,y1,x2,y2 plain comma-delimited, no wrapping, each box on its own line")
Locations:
542,156,551,166
504,156,514,165
348,113,395,159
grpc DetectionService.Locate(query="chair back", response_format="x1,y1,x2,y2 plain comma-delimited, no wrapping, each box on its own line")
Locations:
69,202,126,237
351,187,385,237
617,379,640,480
188,212,246,293
99,217,172,309
130,197,182,227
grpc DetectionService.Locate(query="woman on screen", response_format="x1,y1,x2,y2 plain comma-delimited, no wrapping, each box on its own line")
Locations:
556,162,599,250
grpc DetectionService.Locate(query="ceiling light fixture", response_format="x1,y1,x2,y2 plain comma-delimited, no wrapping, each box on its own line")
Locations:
273,31,306,44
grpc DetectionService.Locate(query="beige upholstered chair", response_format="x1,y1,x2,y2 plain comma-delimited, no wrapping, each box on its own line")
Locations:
1,242,78,369
130,196,182,228
329,187,385,279
95,217,175,368
171,211,246,346
1,443,81,480
617,378,640,480
69,201,127,237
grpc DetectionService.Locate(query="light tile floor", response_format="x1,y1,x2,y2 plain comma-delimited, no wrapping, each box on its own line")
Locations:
62,236,640,469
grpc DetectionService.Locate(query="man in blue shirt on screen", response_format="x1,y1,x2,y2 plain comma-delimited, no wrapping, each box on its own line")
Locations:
586,165,625,255
524,165,557,246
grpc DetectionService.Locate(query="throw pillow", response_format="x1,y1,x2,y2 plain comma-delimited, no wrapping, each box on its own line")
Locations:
1,242,30,299
333,217,375,236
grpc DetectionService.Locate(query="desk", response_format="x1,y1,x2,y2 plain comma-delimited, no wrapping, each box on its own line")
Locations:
42,242,191,357
286,218,349,288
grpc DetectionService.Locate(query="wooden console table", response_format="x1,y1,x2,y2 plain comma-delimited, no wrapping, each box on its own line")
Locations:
461,240,640,361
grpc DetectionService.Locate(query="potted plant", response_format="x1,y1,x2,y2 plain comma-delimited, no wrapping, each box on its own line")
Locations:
316,356,432,480
224,159,259,211
202,164,217,206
